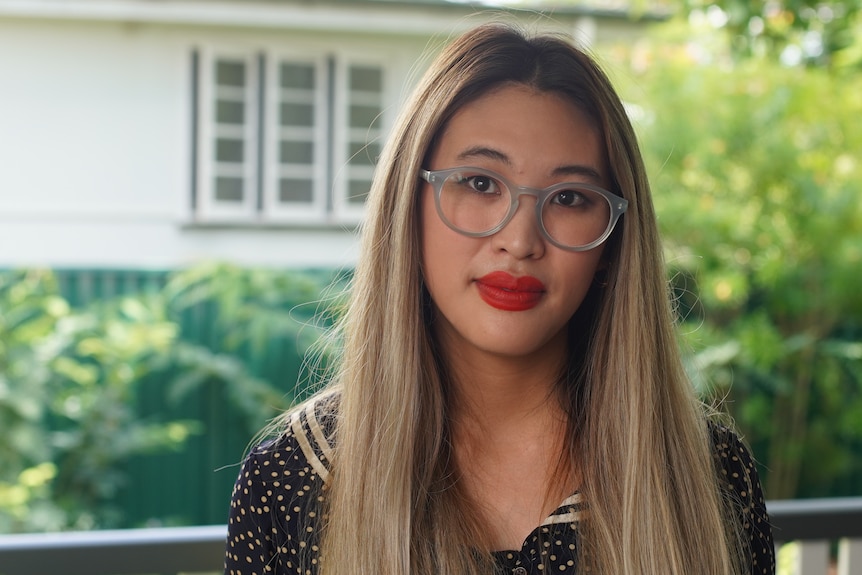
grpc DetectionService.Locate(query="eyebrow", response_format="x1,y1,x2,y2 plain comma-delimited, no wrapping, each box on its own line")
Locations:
455,145,604,184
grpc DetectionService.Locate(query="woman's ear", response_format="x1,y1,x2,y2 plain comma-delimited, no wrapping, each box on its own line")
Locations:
592,255,612,288
592,267,610,289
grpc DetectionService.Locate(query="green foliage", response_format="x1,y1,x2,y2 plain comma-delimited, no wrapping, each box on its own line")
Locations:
619,30,862,497
0,270,196,531
0,265,338,532
679,0,862,66
161,262,343,419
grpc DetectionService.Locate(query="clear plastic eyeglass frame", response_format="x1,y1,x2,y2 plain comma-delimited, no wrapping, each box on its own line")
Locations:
419,167,629,252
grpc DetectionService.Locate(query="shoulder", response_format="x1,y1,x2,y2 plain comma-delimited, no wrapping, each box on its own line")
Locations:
708,423,775,574
707,422,766,513
707,423,761,497
266,391,339,483
225,392,339,573
229,391,339,519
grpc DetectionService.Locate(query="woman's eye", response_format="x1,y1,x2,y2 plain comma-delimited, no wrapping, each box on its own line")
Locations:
551,189,586,207
466,175,498,194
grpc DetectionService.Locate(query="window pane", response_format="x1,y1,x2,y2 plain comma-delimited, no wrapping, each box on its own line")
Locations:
216,100,245,125
216,60,245,87
215,138,244,162
347,179,370,205
280,140,314,164
350,66,382,92
279,178,313,203
280,63,315,89
349,104,381,128
215,177,244,202
348,141,380,166
280,102,314,127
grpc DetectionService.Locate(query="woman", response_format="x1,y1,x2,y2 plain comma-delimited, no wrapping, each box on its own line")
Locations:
225,23,774,575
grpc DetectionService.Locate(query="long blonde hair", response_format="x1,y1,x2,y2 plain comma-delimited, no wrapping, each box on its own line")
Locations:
295,22,746,575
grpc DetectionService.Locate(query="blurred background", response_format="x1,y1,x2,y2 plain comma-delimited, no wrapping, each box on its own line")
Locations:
0,0,859,567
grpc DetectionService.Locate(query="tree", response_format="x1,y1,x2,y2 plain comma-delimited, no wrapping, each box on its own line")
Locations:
515,0,862,67
616,31,862,498
679,0,862,66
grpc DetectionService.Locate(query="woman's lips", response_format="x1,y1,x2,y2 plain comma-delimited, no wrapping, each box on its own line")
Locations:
475,271,546,311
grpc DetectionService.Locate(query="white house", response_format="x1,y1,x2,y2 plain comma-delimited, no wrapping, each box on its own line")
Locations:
0,0,658,270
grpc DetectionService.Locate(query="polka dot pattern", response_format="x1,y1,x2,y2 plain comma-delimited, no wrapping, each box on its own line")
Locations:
710,424,776,575
225,401,775,575
225,399,334,575
492,505,583,574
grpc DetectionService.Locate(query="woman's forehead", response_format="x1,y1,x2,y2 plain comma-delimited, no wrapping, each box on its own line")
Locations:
428,85,608,185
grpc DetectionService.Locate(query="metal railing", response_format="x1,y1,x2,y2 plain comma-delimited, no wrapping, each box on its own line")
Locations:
770,497,862,575
1,498,861,575
0,524,225,575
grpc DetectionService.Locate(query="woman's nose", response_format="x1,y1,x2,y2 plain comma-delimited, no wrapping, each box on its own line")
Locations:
489,196,546,259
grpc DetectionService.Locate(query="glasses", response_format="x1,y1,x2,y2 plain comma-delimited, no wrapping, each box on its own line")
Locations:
420,167,628,251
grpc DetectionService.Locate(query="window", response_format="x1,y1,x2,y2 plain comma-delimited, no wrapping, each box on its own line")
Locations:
196,52,260,219
194,48,391,225
335,61,386,219
266,55,328,221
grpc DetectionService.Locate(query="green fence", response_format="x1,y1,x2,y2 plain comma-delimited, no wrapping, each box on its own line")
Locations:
53,268,330,528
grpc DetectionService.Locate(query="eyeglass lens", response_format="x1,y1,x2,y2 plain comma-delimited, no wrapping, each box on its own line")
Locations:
437,170,612,248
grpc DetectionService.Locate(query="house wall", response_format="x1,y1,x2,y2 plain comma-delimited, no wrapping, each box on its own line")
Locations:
0,17,427,268
0,3,649,270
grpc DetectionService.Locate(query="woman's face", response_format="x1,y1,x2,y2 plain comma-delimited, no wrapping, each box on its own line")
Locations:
421,84,609,363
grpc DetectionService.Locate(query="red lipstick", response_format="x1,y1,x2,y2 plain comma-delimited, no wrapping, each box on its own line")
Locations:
475,271,545,311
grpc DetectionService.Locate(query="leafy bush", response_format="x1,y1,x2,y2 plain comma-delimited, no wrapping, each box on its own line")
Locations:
0,264,339,532
0,270,195,531
161,262,343,421
621,32,862,498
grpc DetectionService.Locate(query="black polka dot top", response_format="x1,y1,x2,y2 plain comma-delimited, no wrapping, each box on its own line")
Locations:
225,396,775,574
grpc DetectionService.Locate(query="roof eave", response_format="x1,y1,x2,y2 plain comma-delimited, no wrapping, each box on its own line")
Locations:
0,0,669,35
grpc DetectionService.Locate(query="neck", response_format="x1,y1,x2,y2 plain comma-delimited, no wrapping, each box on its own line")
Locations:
444,347,575,550
437,329,578,549
443,337,569,437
